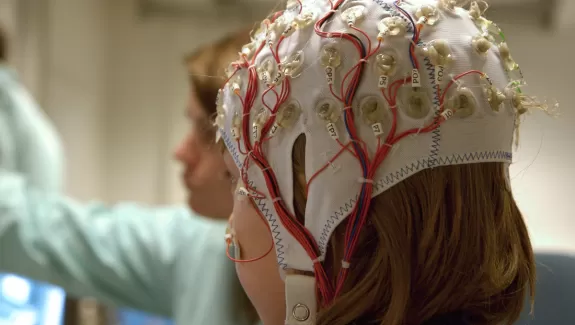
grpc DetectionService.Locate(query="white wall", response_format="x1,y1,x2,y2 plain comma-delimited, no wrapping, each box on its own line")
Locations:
6,2,575,252
500,23,575,254
41,0,109,200
0,0,16,58
104,1,249,204
2,0,108,199
0,0,43,96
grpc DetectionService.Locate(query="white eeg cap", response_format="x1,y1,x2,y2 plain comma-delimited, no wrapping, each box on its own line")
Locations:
216,0,545,323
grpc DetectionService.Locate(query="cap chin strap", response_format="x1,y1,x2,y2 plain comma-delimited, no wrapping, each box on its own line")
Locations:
285,274,317,325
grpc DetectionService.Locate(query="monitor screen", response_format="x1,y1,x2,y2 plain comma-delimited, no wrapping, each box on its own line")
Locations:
0,273,65,325
116,309,174,325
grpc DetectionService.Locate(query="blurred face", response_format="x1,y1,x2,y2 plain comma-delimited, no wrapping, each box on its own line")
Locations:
223,150,286,325
173,85,233,219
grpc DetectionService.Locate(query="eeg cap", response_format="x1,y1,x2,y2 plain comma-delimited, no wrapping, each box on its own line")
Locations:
216,0,552,323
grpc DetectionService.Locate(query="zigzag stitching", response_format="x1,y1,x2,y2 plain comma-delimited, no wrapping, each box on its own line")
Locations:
374,151,512,190
422,51,443,167
248,180,288,269
317,150,512,254
221,132,288,268
318,197,357,251
253,196,287,268
222,131,241,168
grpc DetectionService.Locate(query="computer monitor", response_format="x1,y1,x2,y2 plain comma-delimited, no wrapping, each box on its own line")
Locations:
0,273,66,325
116,309,174,325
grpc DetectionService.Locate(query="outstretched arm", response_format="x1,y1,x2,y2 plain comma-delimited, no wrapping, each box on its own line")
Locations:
0,66,254,325
0,67,63,192
0,170,246,321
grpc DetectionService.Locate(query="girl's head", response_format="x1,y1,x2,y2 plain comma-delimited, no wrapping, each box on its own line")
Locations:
173,27,251,218
223,138,534,325
219,1,546,324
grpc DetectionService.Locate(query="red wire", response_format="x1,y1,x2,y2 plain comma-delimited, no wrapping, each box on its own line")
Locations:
351,25,372,55
311,4,380,300
305,141,355,195
329,84,343,102
262,85,280,112
237,36,335,302
271,11,284,22
236,139,249,155
252,42,266,65
226,199,275,263
226,0,486,306
333,15,433,298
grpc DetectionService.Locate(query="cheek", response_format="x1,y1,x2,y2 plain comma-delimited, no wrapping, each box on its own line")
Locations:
233,199,286,322
194,149,227,180
233,199,270,259
187,128,205,147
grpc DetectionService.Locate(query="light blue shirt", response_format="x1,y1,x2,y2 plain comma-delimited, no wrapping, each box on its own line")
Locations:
0,65,63,192
0,65,256,325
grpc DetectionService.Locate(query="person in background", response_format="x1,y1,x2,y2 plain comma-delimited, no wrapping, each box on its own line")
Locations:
0,26,63,192
176,31,250,219
0,24,259,325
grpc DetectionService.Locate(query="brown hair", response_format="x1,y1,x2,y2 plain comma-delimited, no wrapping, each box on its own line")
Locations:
185,27,253,118
292,135,535,325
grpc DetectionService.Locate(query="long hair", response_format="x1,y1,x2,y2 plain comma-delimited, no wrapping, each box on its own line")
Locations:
291,135,535,325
